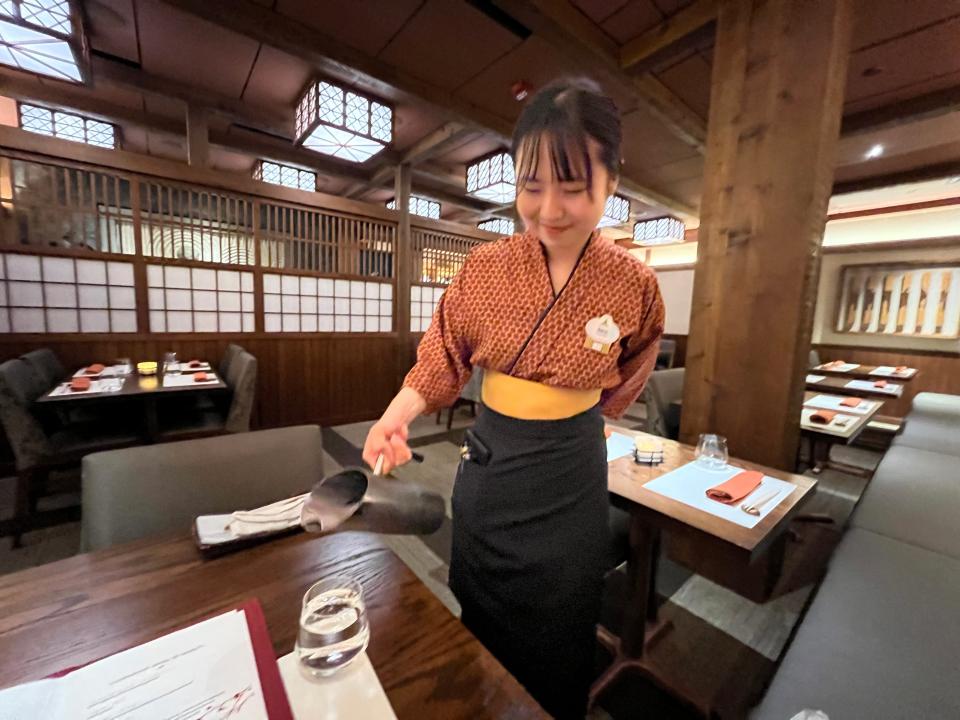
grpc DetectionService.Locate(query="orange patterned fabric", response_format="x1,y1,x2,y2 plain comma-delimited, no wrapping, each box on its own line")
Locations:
404,231,665,419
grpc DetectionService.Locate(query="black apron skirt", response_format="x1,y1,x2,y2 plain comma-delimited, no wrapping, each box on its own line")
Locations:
449,404,609,719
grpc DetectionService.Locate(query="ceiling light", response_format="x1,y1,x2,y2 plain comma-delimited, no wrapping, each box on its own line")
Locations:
295,79,392,163
597,194,630,228
466,151,515,203
633,216,686,246
865,144,884,159
478,218,515,235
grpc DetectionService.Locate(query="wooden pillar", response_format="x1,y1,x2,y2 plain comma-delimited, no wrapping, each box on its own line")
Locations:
185,104,209,167
394,163,413,388
679,0,854,470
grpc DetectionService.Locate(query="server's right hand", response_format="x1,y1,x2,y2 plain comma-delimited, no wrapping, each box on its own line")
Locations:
363,419,413,476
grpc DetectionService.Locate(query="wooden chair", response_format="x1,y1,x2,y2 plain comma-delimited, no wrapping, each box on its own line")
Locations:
157,350,258,439
436,371,482,430
655,338,677,370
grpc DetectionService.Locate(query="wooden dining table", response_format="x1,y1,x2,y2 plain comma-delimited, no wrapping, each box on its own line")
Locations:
811,362,918,381
594,428,817,715
804,373,904,399
800,390,883,472
0,531,546,719
37,361,228,441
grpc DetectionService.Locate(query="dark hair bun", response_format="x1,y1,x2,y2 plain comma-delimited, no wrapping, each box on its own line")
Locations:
511,77,622,192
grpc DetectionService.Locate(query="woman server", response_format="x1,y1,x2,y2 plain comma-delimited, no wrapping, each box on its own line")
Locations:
364,77,665,718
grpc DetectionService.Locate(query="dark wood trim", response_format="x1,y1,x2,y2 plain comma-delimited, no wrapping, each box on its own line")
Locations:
823,236,960,254
650,262,697,271
827,197,960,221
619,0,718,70
841,84,960,137
833,161,960,195
814,342,960,359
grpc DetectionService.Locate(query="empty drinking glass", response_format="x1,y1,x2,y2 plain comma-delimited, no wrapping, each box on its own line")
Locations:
295,576,369,677
695,433,729,470
163,351,179,375
117,357,132,376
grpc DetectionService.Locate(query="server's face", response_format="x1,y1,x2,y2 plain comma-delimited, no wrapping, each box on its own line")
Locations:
515,134,616,251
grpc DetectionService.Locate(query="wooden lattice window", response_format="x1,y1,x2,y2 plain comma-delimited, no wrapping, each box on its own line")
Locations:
386,195,440,220
19,103,116,148
254,160,317,192
0,0,80,81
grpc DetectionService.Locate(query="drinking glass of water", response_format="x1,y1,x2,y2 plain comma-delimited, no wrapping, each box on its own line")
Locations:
295,576,369,677
695,433,729,470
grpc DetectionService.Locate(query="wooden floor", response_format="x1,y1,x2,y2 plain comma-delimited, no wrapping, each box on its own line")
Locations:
0,404,877,719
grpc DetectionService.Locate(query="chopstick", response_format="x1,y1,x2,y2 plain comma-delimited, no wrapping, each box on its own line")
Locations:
741,488,780,516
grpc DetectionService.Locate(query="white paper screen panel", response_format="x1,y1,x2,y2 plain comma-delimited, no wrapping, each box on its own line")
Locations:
262,274,393,333
655,269,694,335
410,285,444,332
0,253,137,333
147,264,255,333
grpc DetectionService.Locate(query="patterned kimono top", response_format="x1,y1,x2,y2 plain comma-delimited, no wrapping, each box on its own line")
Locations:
404,230,665,419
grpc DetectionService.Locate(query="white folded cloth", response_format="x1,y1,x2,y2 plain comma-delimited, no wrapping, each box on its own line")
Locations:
226,493,309,536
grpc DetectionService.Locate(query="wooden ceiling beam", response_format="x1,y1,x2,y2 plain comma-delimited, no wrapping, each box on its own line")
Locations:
342,124,472,198
619,177,698,219
840,85,960,137
619,0,718,70
832,161,960,195
493,0,707,153
157,0,515,141
158,0,696,219
400,122,473,166
89,55,292,138
0,71,376,183
0,71,184,135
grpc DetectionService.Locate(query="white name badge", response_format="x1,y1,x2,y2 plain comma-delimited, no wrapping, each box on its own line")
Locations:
584,314,620,354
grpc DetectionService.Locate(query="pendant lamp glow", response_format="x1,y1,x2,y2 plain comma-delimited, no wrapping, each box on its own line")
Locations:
597,194,630,228
478,218,515,235
633,216,686,246
295,80,392,163
466,151,515,203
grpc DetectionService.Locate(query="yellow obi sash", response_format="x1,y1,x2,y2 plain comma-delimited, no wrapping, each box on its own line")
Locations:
481,369,601,421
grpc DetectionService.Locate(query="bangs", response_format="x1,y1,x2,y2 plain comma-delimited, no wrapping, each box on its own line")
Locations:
515,129,594,195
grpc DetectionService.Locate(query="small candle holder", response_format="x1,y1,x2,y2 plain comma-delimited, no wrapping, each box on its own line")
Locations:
634,448,665,465
633,437,665,466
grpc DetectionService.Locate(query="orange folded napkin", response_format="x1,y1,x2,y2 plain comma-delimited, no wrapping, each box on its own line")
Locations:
810,409,837,424
189,360,203,368
84,363,105,375
706,470,763,504
193,372,208,382
71,377,91,391
874,379,888,388
840,397,861,408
